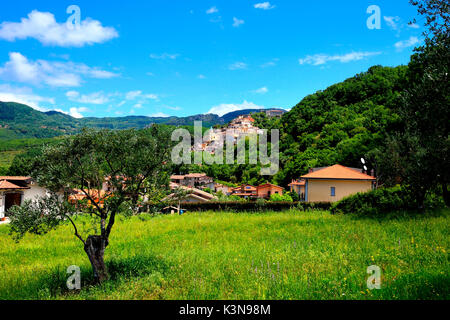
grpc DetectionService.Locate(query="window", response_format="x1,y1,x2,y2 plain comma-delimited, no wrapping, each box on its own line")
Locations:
330,187,336,197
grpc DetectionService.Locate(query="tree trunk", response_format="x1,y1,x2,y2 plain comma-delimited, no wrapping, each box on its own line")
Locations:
442,183,450,207
84,235,109,283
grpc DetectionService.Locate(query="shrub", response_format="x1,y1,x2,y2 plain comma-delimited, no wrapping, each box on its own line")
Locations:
269,193,293,202
179,201,331,213
330,185,444,216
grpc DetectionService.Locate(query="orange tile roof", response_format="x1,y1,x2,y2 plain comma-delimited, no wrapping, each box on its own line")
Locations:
257,183,284,190
0,176,31,181
288,180,306,186
0,180,29,190
301,164,376,180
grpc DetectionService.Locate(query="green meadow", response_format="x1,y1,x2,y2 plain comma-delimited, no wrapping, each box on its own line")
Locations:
0,210,448,300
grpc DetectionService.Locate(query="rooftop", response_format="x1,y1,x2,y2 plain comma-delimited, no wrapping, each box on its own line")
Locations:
301,164,376,180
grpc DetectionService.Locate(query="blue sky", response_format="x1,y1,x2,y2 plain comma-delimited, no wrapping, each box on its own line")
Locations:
0,0,422,118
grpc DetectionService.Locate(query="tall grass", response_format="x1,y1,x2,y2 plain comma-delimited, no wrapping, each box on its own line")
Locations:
0,209,448,300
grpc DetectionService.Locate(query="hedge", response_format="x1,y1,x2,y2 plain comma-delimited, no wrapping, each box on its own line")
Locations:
330,186,420,216
177,201,331,212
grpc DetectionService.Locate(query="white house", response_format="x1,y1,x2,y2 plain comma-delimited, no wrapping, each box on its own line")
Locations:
0,176,52,219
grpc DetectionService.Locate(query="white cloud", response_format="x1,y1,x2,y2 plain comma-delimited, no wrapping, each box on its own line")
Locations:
149,112,170,117
0,52,118,87
233,17,245,28
229,62,247,70
395,36,419,50
150,53,179,60
133,103,143,109
299,51,381,66
261,59,278,68
65,91,109,104
0,84,54,111
253,86,268,94
254,2,276,10
408,23,420,29
0,10,118,47
69,107,88,118
384,16,401,30
206,6,219,14
125,90,158,101
198,74,206,79
207,100,265,117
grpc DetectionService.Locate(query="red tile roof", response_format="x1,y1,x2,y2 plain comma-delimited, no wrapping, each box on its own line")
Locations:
301,164,376,180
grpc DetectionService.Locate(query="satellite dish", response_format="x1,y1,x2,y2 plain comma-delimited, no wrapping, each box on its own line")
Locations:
361,158,366,164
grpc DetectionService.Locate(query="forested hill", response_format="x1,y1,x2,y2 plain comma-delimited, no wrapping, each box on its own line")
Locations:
0,101,285,140
255,65,409,186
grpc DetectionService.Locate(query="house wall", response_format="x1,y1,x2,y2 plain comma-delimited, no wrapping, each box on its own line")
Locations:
22,185,50,203
307,179,373,202
0,193,4,218
257,186,283,198
290,185,305,196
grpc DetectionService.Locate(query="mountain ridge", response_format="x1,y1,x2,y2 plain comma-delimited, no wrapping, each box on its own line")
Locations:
0,101,286,140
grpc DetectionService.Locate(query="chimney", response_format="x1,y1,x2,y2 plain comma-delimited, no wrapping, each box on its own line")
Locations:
309,168,313,173
371,169,375,177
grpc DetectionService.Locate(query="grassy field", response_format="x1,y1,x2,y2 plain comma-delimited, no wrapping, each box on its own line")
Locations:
0,209,448,300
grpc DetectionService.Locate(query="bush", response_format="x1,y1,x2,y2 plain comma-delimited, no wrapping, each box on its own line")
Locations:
269,193,293,202
179,201,331,212
330,185,444,216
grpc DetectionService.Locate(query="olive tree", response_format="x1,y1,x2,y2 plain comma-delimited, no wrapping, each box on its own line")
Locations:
9,126,173,282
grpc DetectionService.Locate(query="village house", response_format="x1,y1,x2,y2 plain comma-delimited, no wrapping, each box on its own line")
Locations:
0,176,54,220
202,115,264,153
214,183,231,195
256,183,284,199
230,183,284,200
288,179,306,201
230,184,258,198
299,164,376,202
170,173,215,190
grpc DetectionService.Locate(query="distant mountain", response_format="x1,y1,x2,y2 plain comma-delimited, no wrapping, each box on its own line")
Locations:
0,101,286,140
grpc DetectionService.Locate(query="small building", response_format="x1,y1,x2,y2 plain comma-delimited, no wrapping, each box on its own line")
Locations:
0,176,53,219
300,164,376,202
256,183,284,199
288,179,306,201
170,173,215,190
231,184,257,199
215,183,231,195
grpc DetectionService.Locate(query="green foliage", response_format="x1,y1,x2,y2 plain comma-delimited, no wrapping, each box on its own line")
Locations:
9,126,174,281
8,194,74,241
276,65,407,187
0,210,448,299
330,186,445,216
179,201,330,212
269,193,293,202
